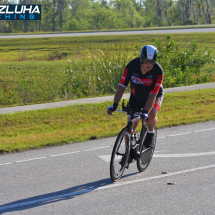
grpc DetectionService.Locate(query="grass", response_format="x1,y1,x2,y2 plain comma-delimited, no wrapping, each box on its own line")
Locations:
0,53,130,106
0,32,215,107
0,61,68,107
0,88,215,154
0,33,215,61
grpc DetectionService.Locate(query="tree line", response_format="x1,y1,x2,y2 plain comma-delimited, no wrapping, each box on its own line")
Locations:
0,0,215,33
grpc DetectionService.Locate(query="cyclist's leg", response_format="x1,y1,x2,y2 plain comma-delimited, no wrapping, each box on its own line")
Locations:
144,94,164,147
130,106,158,133
147,107,158,131
127,95,143,133
126,96,143,161
147,91,164,131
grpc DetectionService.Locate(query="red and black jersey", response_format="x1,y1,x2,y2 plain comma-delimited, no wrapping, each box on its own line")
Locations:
120,57,164,100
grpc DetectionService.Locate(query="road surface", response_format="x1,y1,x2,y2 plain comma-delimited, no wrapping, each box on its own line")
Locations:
0,27,215,39
0,121,215,214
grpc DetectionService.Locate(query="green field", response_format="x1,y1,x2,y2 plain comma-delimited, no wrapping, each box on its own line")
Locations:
1,33,215,61
0,88,215,154
0,32,215,108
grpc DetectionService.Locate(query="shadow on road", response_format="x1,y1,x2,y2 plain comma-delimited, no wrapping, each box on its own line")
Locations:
0,172,138,214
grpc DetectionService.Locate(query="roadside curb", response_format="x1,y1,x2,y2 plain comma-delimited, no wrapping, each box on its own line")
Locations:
0,82,215,114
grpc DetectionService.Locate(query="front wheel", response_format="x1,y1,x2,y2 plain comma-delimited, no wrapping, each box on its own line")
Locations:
137,127,157,172
110,128,131,182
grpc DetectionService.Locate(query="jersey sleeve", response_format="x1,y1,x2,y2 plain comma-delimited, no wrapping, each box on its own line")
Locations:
150,70,164,94
119,67,131,88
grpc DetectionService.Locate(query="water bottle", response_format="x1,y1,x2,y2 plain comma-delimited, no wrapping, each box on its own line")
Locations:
131,133,140,157
131,133,137,149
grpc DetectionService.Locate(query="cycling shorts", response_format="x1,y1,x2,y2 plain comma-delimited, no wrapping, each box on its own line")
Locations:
127,93,164,118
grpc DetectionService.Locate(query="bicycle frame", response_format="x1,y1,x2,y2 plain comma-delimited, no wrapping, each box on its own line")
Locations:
116,109,148,152
116,109,141,133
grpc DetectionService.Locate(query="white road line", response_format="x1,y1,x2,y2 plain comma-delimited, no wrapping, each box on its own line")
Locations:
154,151,215,158
158,127,215,139
99,151,215,162
0,127,215,166
0,163,215,211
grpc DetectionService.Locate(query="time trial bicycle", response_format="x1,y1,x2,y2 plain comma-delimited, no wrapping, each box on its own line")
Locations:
110,100,157,182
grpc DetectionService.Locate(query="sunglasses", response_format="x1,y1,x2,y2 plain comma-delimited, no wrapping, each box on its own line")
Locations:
140,57,156,65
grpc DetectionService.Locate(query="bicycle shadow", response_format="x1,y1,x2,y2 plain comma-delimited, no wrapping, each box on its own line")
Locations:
0,172,138,214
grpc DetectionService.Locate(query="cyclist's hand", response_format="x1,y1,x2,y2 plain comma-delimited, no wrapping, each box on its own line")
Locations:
107,103,118,115
141,110,149,122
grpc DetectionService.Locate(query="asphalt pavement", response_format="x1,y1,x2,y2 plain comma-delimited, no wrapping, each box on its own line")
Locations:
0,82,215,114
0,121,215,214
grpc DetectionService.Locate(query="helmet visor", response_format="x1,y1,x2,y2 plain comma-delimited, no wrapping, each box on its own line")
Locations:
140,57,156,65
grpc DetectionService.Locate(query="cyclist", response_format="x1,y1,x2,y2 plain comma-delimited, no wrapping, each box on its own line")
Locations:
107,45,164,156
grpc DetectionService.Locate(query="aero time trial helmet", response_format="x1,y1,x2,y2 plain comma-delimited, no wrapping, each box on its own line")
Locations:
140,45,158,65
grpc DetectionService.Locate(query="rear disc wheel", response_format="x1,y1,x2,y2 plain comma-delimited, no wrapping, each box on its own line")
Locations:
137,127,157,172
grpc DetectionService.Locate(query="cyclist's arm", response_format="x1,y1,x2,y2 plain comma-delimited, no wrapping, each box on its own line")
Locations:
144,72,163,113
114,85,126,104
114,66,131,104
107,85,126,115
144,92,157,113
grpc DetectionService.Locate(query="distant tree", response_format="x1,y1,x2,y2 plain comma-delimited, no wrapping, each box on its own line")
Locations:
90,2,118,29
41,0,53,31
57,0,65,30
113,0,143,28
177,0,197,25
201,0,215,24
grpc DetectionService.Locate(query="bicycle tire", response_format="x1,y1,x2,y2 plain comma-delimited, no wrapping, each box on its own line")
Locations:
137,127,157,172
110,127,131,182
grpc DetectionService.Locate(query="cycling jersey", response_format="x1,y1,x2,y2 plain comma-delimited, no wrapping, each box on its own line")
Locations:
119,57,164,111
120,57,164,99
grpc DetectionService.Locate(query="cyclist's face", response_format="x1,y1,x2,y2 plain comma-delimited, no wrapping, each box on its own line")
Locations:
140,62,153,75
